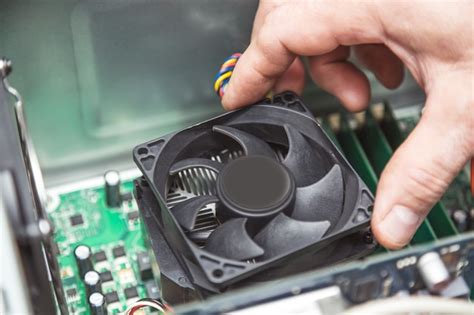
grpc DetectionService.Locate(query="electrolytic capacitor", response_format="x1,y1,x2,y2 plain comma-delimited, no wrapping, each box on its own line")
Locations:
74,245,92,277
104,170,121,208
84,270,102,295
89,292,107,315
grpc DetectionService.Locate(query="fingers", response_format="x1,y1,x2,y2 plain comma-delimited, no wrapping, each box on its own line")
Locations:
354,44,404,89
308,46,371,112
251,0,287,40
372,77,474,249
222,1,383,109
222,1,298,110
221,39,295,110
247,0,305,102
307,44,403,113
273,57,306,95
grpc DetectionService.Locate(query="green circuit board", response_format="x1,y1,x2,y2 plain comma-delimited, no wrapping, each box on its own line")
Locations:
47,181,160,314
47,103,472,315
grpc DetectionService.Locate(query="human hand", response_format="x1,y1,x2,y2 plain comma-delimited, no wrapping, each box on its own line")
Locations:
222,0,474,249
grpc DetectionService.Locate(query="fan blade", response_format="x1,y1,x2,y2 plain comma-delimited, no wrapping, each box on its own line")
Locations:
188,230,212,243
171,195,218,231
254,213,330,259
169,158,223,175
292,165,343,226
282,125,328,186
213,125,276,158
205,218,264,261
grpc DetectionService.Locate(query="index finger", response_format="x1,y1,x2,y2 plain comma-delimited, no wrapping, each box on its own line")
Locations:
221,40,295,110
222,1,382,110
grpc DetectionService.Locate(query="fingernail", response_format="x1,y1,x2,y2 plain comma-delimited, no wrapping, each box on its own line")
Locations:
379,205,421,246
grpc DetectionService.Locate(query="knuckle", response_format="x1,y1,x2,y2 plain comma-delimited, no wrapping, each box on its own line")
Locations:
258,13,286,58
404,166,450,206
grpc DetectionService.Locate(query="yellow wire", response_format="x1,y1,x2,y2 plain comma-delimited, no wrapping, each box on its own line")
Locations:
220,59,237,69
213,71,233,92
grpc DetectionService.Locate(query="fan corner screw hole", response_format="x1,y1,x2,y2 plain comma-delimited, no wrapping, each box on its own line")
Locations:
212,268,224,278
363,231,374,244
283,93,295,102
140,177,149,187
138,147,149,155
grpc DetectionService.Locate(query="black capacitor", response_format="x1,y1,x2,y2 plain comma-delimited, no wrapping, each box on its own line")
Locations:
84,270,102,295
104,170,121,208
74,245,93,277
89,292,107,315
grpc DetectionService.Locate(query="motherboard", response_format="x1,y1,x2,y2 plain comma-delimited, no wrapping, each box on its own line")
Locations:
47,102,473,315
48,180,160,314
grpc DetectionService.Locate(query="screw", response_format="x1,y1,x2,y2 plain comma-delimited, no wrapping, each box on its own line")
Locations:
363,231,374,244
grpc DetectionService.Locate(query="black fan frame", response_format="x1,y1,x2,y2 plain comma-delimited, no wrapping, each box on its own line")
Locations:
133,92,375,292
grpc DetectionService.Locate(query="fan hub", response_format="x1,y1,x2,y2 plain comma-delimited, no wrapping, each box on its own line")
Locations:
217,156,295,217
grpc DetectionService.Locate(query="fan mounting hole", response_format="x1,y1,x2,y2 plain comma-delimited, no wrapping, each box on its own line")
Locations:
212,268,224,278
140,177,149,187
283,93,295,102
138,147,149,155
363,231,374,244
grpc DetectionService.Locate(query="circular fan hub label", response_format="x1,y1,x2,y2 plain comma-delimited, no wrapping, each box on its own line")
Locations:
217,156,295,217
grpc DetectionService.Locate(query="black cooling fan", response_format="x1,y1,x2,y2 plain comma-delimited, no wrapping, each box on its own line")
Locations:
133,92,375,302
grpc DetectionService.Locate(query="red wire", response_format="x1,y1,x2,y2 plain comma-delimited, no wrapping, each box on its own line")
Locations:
128,302,173,315
164,304,174,312
471,158,473,196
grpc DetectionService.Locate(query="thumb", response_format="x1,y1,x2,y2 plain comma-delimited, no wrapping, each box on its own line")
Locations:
372,76,473,249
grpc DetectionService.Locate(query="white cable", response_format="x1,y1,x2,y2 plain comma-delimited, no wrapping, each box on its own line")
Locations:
123,299,165,315
343,296,473,315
